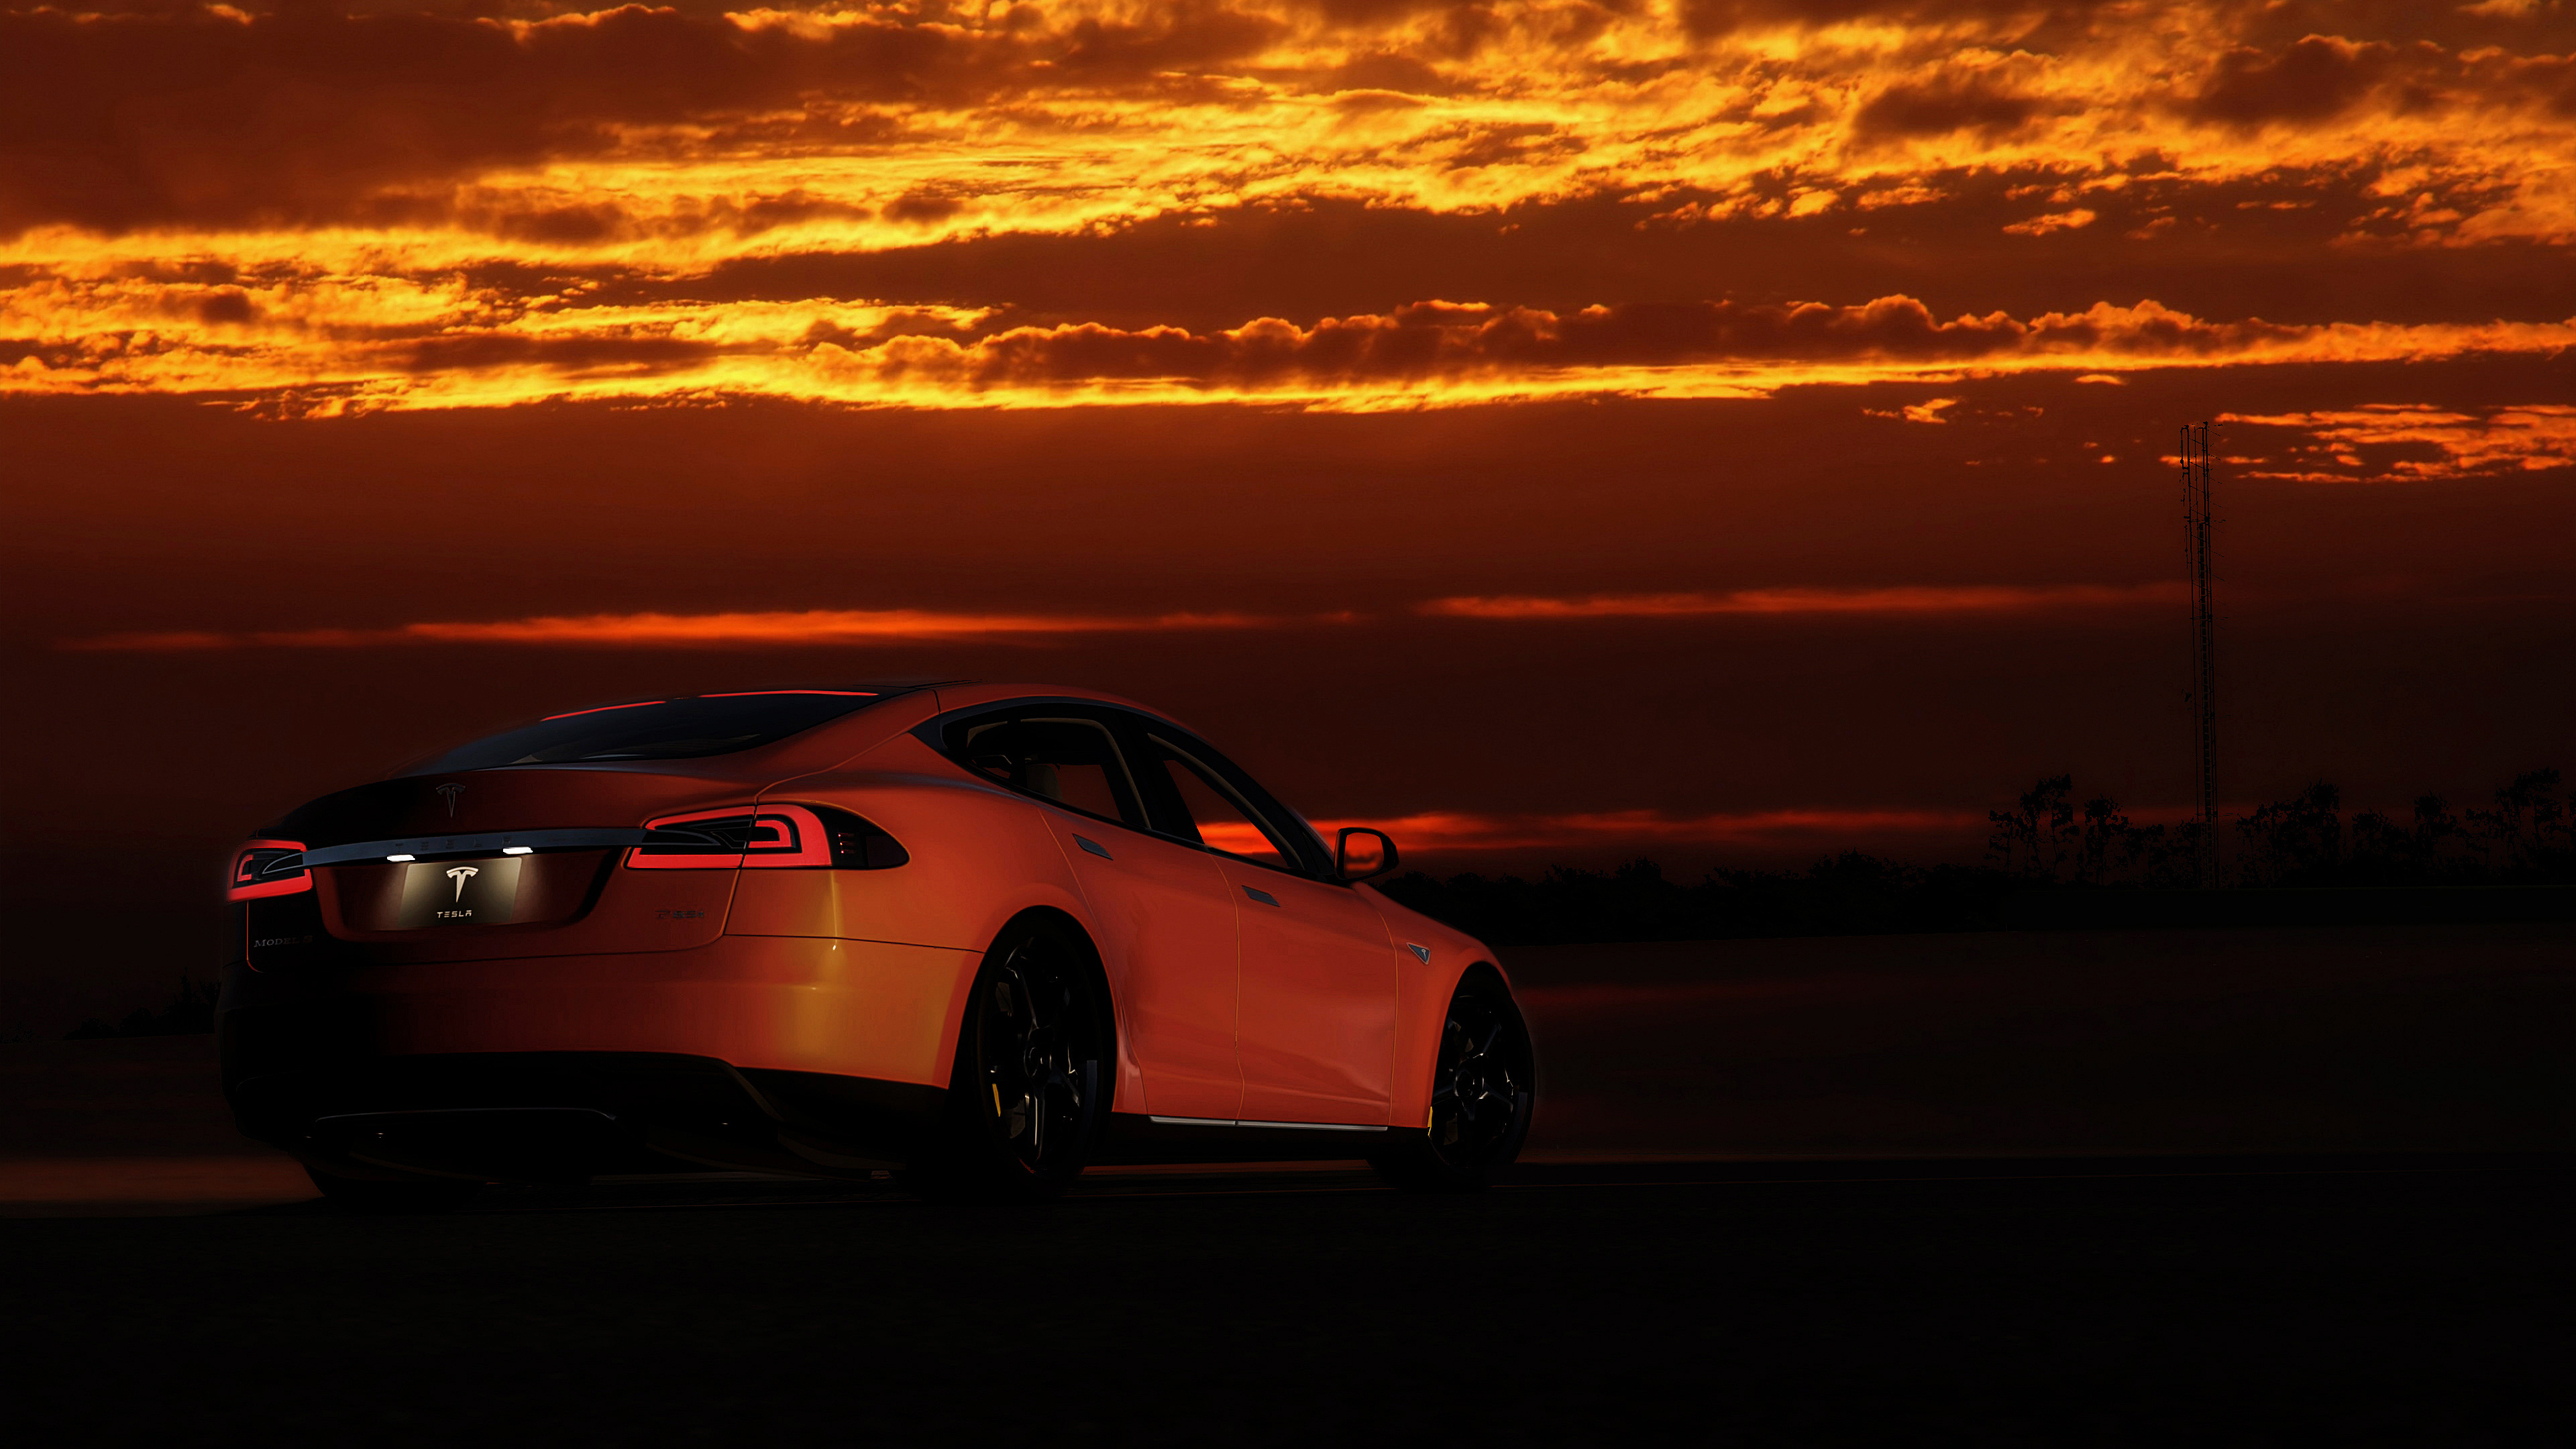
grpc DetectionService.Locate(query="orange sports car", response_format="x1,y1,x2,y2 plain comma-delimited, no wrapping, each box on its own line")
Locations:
219,681,1534,1206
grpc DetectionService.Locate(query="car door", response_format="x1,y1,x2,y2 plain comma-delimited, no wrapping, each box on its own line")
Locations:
1124,722,1396,1127
945,708,1242,1122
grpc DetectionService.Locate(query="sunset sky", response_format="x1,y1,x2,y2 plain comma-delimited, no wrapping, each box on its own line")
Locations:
5,0,2573,1030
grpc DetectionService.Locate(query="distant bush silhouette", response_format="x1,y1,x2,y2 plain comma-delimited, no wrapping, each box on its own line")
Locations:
2232,768,2569,888
1384,765,2571,946
2468,769,2574,881
1983,774,2198,885
1975,767,2571,892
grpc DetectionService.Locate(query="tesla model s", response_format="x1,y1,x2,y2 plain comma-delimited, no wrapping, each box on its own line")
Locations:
219,681,1535,1206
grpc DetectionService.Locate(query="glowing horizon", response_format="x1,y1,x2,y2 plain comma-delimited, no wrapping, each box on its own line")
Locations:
63,584,2212,649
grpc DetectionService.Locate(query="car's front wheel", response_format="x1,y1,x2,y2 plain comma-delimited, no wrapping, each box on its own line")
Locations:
912,917,1111,1201
1371,971,1534,1193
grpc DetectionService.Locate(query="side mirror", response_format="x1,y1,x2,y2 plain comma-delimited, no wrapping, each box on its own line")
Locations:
1335,827,1399,882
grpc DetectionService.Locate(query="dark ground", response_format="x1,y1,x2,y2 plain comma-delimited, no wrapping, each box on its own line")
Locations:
7,923,2571,1442
6,1156,2571,1445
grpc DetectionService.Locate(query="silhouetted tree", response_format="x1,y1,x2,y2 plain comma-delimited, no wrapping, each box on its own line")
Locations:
2225,769,2571,888
2079,795,2165,883
1986,777,2175,885
2131,818,2203,888
1987,774,2076,879
2349,795,2467,885
2470,769,2571,881
2237,782,2345,886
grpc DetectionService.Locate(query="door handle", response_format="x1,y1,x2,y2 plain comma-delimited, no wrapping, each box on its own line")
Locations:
1243,886,1279,907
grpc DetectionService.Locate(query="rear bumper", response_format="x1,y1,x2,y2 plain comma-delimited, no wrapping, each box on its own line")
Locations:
229,1050,943,1180
218,934,979,1178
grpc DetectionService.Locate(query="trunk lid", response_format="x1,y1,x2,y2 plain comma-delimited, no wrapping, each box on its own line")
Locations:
264,764,763,964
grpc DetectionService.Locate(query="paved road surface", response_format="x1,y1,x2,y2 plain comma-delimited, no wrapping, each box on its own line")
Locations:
8,1156,2568,1444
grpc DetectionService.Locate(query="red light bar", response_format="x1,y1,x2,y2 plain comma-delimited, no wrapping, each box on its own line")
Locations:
699,690,878,698
543,700,667,721
628,805,836,869
227,839,311,902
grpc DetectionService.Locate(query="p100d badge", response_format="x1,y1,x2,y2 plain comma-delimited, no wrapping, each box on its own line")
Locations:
394,855,523,928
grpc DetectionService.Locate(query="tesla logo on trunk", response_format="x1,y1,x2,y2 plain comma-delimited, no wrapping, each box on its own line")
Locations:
445,865,479,902
435,783,466,816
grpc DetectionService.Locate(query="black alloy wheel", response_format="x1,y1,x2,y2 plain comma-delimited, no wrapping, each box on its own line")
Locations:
1371,973,1535,1193
918,919,1109,1201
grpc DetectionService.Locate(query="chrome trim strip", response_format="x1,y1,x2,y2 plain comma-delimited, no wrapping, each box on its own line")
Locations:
304,828,651,867
1144,1115,1387,1133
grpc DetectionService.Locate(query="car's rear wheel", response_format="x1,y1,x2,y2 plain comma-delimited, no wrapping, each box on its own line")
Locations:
305,1166,483,1214
911,917,1110,1202
1371,971,1534,1193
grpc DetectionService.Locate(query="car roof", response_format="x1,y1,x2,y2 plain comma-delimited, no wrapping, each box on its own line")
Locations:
922,682,1201,735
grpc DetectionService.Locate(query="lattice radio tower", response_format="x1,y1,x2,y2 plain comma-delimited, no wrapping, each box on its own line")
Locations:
2180,421,2219,888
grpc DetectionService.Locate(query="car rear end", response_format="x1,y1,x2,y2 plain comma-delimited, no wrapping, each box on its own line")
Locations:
219,686,978,1184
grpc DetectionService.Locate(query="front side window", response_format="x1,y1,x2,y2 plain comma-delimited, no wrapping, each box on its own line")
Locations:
1140,734,1304,872
955,715,1141,827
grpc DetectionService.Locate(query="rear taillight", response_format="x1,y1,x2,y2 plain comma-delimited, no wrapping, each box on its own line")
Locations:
627,804,907,871
227,839,311,902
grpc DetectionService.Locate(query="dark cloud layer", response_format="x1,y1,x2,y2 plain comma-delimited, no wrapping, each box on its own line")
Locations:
0,3,1278,231
1856,66,2053,139
3,1,2571,237
676,185,2576,334
818,295,2315,393
2192,35,2404,127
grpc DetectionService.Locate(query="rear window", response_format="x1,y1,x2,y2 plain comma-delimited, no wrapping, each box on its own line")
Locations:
399,690,896,775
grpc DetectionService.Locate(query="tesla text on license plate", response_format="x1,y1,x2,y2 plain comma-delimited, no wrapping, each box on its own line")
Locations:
395,857,524,928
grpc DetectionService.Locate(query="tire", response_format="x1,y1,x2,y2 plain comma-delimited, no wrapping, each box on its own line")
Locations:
1371,971,1534,1193
910,917,1112,1202
305,1167,483,1214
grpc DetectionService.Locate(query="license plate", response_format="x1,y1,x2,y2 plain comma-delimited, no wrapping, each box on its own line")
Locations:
394,856,525,928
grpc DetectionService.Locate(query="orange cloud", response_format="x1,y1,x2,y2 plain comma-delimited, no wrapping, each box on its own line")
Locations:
66,607,1318,651
2001,208,2097,236
2220,404,2576,482
1864,395,1961,423
9,286,2571,411
64,583,2202,650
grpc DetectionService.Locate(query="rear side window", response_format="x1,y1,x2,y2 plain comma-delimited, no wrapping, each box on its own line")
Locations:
402,690,892,775
951,715,1142,827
